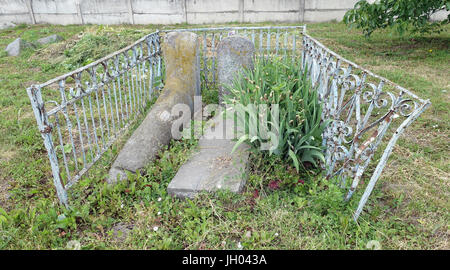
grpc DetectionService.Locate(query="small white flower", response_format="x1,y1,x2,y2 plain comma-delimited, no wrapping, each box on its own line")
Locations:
157,211,161,215
217,184,222,189
432,124,438,128
237,242,243,250
275,232,279,237
157,197,162,202
153,226,159,232
120,203,124,209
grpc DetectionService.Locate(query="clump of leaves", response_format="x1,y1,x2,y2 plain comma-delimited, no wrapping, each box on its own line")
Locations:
63,34,112,69
344,0,449,37
62,26,143,70
224,57,329,172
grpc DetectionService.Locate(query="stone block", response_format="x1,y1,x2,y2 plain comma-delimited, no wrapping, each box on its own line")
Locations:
217,35,255,104
108,31,200,183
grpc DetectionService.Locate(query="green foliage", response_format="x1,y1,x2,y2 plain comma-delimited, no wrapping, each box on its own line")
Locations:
224,57,328,172
62,26,144,69
0,207,9,229
344,0,450,37
63,34,113,69
0,23,447,250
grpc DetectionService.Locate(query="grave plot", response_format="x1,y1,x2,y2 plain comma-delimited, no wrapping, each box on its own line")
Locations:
27,25,429,220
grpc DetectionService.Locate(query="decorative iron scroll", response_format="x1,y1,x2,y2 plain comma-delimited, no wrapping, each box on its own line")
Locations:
302,33,430,220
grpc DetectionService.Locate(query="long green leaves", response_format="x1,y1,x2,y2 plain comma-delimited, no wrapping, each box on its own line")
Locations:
224,57,328,172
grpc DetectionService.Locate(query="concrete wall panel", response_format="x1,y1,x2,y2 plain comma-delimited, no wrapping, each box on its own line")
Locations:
80,0,128,15
304,10,347,22
32,0,78,14
187,0,240,12
244,11,299,23
34,14,80,25
0,0,362,25
133,0,183,15
244,0,299,12
134,13,184,24
82,14,130,24
187,12,240,24
305,0,356,10
0,14,31,24
0,0,28,14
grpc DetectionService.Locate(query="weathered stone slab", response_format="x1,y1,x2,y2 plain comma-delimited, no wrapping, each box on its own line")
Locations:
217,35,255,104
36,34,63,45
108,31,200,183
167,111,249,199
5,38,35,56
168,36,255,198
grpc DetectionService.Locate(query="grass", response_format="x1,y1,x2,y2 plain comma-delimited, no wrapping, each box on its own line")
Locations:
0,22,448,250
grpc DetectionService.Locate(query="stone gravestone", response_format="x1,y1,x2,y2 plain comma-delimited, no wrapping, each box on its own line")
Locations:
167,36,254,199
217,35,255,104
0,22,16,30
108,32,200,183
36,34,63,45
5,38,35,56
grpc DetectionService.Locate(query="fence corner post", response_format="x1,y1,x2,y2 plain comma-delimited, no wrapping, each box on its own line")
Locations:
27,86,69,207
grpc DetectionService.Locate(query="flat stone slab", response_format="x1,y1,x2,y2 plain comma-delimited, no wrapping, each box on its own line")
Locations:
168,113,249,199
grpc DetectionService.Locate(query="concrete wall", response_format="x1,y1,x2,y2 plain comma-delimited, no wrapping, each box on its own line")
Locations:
0,0,366,25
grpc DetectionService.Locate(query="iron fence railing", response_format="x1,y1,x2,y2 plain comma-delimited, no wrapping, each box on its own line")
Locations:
302,33,430,220
27,25,429,220
27,31,162,206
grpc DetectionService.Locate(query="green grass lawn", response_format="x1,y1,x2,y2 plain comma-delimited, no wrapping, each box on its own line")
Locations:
0,22,448,250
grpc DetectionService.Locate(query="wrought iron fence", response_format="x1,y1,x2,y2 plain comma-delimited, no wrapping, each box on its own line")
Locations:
302,33,430,220
27,25,429,220
27,31,162,206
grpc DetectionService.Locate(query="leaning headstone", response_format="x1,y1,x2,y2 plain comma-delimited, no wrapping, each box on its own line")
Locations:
36,34,63,45
0,22,16,30
5,38,34,56
217,35,255,104
108,32,200,183
167,36,255,199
